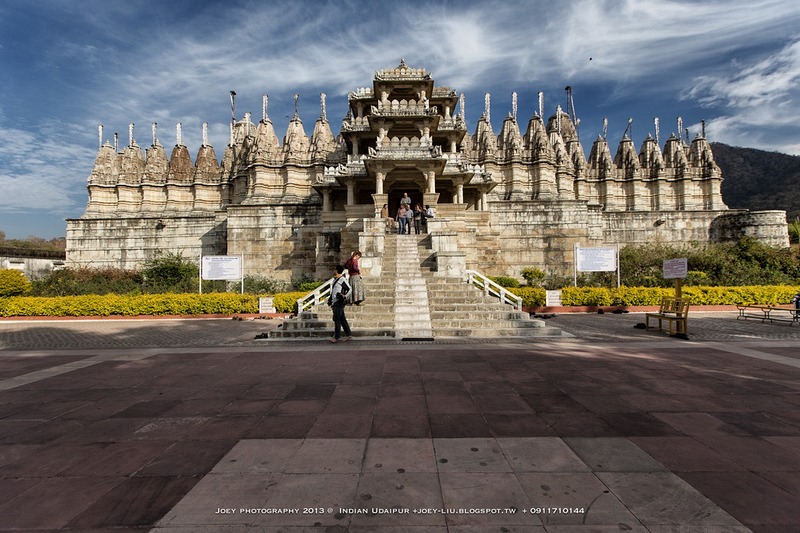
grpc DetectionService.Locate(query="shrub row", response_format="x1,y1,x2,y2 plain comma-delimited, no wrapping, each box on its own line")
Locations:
0,292,306,317
509,285,800,307
2,286,798,318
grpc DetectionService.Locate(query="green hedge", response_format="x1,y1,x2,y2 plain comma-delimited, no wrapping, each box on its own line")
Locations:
509,285,800,307
0,292,306,317
2,286,798,317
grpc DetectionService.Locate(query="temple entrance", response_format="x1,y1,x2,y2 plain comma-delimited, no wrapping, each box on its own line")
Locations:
388,186,424,214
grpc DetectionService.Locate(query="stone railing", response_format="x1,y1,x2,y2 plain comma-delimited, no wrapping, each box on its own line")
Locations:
466,270,523,311
296,277,335,313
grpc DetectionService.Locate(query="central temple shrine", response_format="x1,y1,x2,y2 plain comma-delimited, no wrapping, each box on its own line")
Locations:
67,60,788,280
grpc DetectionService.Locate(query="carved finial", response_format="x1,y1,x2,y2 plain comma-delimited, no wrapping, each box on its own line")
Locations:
152,122,158,146
512,92,517,121
701,119,706,138
556,105,562,133
176,122,182,146
484,93,491,124
654,117,660,145
538,92,544,118
229,91,236,122
459,93,465,121
677,117,683,144
114,132,118,152
262,94,268,122
603,118,608,140
321,92,327,121
399,58,406,68
202,122,208,146
98,124,103,148
128,123,134,147
293,94,299,117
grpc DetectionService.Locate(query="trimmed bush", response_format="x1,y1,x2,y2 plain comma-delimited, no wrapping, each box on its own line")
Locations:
488,275,520,288
0,269,31,297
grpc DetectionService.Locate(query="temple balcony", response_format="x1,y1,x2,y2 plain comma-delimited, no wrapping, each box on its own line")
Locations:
340,116,371,132
370,102,439,118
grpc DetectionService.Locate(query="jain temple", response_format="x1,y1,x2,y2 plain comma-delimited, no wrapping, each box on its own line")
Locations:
66,61,789,281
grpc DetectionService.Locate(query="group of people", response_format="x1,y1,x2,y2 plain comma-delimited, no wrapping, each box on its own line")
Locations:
328,195,437,342
327,250,364,343
379,192,435,235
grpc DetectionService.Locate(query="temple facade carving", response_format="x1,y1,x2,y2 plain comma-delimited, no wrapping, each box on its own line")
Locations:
67,60,789,280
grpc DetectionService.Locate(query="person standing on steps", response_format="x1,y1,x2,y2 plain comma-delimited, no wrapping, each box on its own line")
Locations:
344,250,365,305
397,204,408,235
413,204,424,234
400,192,411,210
404,203,414,234
327,265,352,343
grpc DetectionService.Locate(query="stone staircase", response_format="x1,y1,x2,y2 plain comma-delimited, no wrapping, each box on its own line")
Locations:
269,233,563,339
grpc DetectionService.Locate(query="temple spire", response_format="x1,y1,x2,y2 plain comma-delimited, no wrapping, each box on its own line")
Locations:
484,92,490,124
512,92,517,121
293,94,299,117
654,117,660,145
538,92,544,118
320,92,327,121
128,123,134,147
176,122,182,146
152,122,158,146
202,122,208,146
98,124,103,148
262,94,268,122
229,91,236,122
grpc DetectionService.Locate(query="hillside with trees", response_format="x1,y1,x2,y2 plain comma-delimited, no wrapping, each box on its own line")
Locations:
713,142,800,222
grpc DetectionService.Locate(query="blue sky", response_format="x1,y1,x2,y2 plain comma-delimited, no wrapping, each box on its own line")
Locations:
1,0,799,239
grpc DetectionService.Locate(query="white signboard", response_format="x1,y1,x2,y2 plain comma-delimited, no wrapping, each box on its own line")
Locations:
663,258,688,279
576,247,617,272
545,290,563,307
201,255,242,280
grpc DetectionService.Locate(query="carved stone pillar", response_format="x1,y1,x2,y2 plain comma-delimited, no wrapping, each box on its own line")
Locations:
346,180,355,205
426,170,436,193
322,187,332,212
375,171,385,194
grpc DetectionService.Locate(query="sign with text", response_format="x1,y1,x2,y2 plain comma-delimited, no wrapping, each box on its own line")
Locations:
201,255,242,280
576,247,617,272
545,290,563,307
663,258,688,279
259,297,276,314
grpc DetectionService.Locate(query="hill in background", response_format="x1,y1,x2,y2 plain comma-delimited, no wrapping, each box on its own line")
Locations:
713,142,800,222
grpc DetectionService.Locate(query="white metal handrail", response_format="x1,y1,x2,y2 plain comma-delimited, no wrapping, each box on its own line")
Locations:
466,270,523,311
296,277,335,313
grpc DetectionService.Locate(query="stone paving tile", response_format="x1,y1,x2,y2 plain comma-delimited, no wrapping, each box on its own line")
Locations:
598,472,746,528
363,438,437,473
563,437,668,472
497,437,590,473
516,472,641,526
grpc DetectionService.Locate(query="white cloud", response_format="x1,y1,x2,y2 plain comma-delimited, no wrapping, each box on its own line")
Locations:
685,38,800,154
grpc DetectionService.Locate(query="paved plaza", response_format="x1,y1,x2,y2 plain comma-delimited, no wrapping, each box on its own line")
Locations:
0,311,799,531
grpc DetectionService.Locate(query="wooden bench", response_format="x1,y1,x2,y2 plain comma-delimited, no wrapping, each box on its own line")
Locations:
646,298,689,336
737,304,799,325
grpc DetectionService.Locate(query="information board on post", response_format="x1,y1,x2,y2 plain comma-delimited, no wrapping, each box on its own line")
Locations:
201,256,242,280
663,258,688,279
576,247,617,272
199,255,244,294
